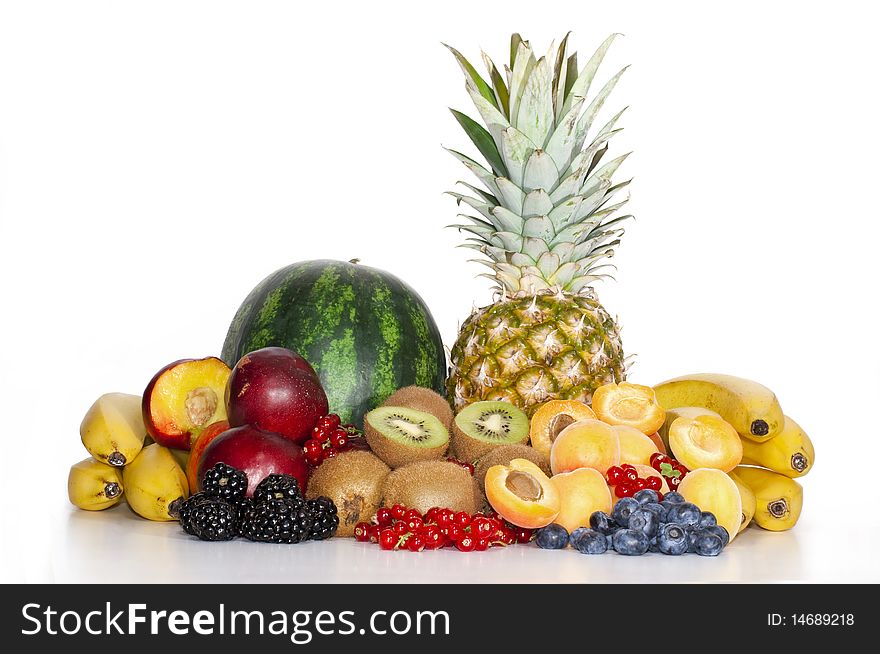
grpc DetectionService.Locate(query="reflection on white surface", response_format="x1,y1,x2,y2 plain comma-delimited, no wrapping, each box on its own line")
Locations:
40,503,869,584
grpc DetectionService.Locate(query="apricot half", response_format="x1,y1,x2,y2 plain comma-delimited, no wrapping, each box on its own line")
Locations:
529,400,597,458
485,458,560,529
143,357,231,450
550,419,620,475
592,382,666,435
550,468,612,533
666,410,743,473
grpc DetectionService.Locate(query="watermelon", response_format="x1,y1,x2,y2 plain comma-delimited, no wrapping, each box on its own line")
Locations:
221,259,447,427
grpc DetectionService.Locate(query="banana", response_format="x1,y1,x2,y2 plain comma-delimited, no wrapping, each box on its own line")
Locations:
653,373,784,442
80,393,146,467
656,406,722,451
728,470,757,533
733,466,802,531
122,443,189,521
68,457,124,510
740,415,814,478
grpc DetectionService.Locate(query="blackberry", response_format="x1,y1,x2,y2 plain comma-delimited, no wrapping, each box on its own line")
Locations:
241,498,313,544
253,473,303,503
187,498,239,541
232,497,254,535
178,492,215,536
307,496,339,540
202,462,248,501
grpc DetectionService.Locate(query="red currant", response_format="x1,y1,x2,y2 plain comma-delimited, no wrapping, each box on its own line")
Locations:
391,504,407,520
322,448,338,461
330,428,348,449
317,415,341,432
354,522,371,542
435,509,453,527
633,477,647,491
649,452,667,468
406,534,426,552
474,538,489,551
379,528,397,550
407,517,424,532
404,508,423,522
623,468,638,482
606,466,624,485
656,492,664,502
669,476,681,489
456,534,476,552
312,428,331,443
368,525,381,543
454,511,471,528
422,525,443,548
499,528,517,545
470,517,493,538
304,439,323,456
444,524,464,542
645,475,663,491
615,481,635,497
513,527,533,543
375,507,392,526
393,521,408,535
621,463,636,471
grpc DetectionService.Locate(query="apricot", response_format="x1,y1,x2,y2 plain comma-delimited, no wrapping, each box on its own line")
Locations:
529,400,597,458
647,432,667,455
667,412,743,473
550,468,612,533
485,458,560,529
549,419,620,475
677,468,742,541
613,425,660,466
591,382,666,435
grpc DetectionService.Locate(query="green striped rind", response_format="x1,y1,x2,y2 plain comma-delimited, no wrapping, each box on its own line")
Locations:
221,260,447,427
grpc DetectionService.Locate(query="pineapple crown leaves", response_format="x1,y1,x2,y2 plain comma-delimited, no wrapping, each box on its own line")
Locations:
445,33,632,295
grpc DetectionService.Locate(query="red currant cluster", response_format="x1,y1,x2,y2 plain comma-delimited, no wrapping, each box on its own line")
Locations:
649,452,689,490
354,505,532,552
445,457,475,475
606,463,665,499
302,414,369,466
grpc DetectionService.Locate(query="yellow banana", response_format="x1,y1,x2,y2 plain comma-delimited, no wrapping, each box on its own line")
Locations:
728,470,757,533
733,466,802,531
740,415,814,478
68,457,124,511
80,393,146,467
123,443,189,521
653,373,784,442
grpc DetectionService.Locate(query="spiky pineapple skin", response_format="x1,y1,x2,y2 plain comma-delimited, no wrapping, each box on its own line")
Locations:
447,290,626,415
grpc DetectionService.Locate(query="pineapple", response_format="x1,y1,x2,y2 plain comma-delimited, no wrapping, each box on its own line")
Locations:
445,33,631,414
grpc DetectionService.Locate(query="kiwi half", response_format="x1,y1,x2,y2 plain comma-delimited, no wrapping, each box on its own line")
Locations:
473,444,551,494
381,460,476,515
363,406,449,468
452,401,529,463
306,450,390,537
382,386,454,430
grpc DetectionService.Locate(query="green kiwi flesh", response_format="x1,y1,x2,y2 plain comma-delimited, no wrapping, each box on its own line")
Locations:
452,401,529,463
363,405,449,468
380,460,476,515
306,450,391,537
381,386,454,430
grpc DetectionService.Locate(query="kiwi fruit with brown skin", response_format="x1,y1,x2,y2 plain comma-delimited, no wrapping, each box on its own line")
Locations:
382,386,454,430
451,401,529,464
364,406,449,468
306,450,390,537
473,444,551,494
380,460,476,515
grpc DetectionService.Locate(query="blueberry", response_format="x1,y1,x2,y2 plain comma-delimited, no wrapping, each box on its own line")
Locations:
703,524,730,548
642,502,668,524
535,523,569,549
628,508,659,538
633,489,659,505
657,523,689,555
662,491,685,505
648,538,660,553
570,528,608,554
611,528,650,556
611,497,640,526
606,533,614,549
589,511,617,535
693,532,724,556
699,512,717,528
665,502,702,527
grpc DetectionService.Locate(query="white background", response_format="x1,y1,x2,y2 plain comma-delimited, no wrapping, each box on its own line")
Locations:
1,0,878,583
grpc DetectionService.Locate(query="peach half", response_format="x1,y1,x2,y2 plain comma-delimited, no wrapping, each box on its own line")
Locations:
550,419,620,475
678,468,742,541
550,468,612,533
529,400,597,458
591,382,666,435
613,425,660,466
665,409,743,473
485,458,560,529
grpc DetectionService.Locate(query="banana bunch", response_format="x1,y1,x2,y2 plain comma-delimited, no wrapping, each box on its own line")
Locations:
653,373,813,533
70,392,190,521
